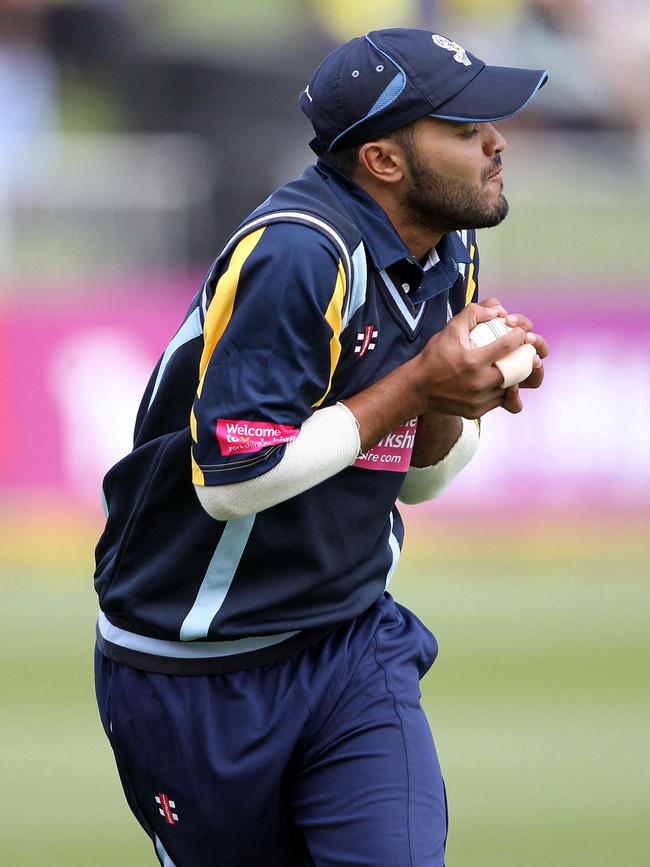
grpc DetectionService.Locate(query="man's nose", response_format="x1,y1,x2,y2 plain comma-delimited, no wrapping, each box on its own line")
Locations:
483,123,507,155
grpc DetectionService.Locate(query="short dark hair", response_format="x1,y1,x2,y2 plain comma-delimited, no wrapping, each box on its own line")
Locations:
319,122,418,179
319,144,362,177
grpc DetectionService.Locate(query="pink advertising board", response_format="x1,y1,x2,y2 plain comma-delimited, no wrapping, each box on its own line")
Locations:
2,280,649,515
446,301,650,514
0,276,196,505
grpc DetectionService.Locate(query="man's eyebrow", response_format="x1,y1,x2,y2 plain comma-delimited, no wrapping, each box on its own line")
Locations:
436,119,476,134
437,118,475,129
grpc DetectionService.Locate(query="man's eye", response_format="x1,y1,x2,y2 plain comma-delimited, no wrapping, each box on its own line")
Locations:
460,127,479,139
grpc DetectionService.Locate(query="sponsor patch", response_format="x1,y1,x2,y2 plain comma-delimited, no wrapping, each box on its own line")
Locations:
216,418,299,457
354,418,418,473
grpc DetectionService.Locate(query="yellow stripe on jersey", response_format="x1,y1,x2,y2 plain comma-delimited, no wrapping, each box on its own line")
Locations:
191,453,205,486
466,244,481,435
465,243,476,306
196,227,266,399
312,258,346,408
191,409,204,485
465,262,475,305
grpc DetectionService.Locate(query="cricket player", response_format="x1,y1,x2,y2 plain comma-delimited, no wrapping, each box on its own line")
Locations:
94,28,549,867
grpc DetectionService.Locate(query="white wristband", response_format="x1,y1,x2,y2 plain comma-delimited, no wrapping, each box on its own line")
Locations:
195,402,361,521
398,417,480,505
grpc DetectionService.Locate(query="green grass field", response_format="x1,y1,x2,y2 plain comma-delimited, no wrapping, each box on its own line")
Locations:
2,517,649,866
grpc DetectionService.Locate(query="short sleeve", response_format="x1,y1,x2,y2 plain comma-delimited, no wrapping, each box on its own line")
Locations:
191,222,347,486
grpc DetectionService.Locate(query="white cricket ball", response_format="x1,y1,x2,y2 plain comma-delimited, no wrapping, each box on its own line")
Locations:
469,317,513,348
469,317,536,388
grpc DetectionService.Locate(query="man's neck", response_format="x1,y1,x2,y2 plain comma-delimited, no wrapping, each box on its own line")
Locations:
354,175,445,260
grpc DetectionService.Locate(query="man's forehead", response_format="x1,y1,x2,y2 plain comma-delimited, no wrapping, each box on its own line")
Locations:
384,116,475,142
421,116,476,131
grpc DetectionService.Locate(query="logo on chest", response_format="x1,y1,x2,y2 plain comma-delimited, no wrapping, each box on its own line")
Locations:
355,324,378,358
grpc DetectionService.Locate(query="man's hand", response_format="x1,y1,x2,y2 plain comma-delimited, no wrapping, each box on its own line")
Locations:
343,302,546,452
411,302,529,419
480,296,548,414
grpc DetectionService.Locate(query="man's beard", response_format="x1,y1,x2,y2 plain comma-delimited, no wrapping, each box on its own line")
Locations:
402,149,509,233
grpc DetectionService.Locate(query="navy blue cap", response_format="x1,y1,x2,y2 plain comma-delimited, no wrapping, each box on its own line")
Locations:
299,28,549,154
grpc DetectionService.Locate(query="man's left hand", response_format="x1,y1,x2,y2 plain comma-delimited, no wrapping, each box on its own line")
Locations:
479,297,548,414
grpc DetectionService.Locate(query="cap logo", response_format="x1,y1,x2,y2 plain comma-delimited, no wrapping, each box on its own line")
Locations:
432,34,472,67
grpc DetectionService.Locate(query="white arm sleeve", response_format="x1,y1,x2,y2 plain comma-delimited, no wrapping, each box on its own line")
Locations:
398,417,480,505
195,402,361,521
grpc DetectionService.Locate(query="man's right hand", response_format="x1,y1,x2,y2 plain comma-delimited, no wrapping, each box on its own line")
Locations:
411,302,529,419
343,304,532,452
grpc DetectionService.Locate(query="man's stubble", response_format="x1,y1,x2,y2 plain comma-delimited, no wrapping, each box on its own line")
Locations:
401,144,510,235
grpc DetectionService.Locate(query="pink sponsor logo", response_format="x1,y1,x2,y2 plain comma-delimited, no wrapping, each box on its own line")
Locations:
354,418,418,473
216,418,299,456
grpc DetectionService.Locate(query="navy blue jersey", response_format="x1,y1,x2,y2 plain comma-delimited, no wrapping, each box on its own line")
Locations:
94,161,479,674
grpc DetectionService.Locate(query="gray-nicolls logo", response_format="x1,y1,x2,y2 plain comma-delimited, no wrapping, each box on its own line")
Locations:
155,793,179,826
355,325,378,358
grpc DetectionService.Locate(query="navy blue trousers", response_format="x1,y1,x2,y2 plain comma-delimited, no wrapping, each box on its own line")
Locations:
95,593,447,866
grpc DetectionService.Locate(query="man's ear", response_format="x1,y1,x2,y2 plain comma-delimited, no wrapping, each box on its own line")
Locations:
358,140,406,185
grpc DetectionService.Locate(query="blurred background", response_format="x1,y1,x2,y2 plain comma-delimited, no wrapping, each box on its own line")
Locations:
1,0,649,864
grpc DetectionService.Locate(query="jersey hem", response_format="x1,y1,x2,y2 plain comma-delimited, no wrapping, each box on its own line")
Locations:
96,622,339,675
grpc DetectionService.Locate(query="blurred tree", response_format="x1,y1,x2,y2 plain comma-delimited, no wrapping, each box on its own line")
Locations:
308,0,418,41
147,0,305,55
445,0,524,18
0,0,60,142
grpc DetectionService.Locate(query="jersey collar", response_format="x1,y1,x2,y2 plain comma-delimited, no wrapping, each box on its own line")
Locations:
316,160,470,303
412,230,470,304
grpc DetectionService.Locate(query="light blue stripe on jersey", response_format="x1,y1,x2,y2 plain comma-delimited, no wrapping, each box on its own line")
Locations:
148,306,203,410
384,512,401,590
98,612,299,658
155,835,177,867
344,240,368,328
180,514,256,641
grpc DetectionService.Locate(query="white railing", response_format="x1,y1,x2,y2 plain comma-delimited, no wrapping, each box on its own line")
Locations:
0,130,647,287
0,133,219,284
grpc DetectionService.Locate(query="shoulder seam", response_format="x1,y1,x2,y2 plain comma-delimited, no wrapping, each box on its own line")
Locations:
220,210,354,322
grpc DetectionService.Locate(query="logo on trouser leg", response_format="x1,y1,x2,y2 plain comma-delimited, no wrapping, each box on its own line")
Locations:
155,793,179,825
